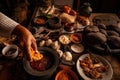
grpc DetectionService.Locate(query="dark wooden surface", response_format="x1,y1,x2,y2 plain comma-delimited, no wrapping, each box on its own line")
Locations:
78,0,120,13
0,7,120,80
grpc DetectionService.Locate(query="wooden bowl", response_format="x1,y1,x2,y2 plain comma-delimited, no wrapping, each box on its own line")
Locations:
70,33,82,43
33,16,48,26
55,69,79,80
47,17,62,29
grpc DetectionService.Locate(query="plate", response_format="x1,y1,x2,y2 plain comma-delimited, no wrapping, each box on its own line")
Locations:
76,54,113,80
71,44,84,53
44,26,63,32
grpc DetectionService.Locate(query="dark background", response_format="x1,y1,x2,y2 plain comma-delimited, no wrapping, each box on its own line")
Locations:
73,0,120,13
0,0,120,25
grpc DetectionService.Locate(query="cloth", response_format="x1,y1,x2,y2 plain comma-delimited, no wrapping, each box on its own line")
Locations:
0,12,19,38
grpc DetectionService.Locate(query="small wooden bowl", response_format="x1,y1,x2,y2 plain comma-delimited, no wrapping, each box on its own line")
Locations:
55,69,79,80
71,44,84,54
70,33,82,43
47,17,62,29
33,16,48,26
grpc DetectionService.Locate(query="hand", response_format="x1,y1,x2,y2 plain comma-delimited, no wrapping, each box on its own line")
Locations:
12,25,37,61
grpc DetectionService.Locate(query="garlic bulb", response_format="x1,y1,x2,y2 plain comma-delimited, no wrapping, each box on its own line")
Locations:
62,51,72,61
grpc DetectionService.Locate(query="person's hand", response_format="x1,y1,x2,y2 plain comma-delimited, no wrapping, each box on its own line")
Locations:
12,25,37,61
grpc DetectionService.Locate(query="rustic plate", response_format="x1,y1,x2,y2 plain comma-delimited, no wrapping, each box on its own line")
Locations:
70,44,84,53
76,53,113,80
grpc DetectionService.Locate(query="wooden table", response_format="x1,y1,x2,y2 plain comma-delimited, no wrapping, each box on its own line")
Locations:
0,7,120,80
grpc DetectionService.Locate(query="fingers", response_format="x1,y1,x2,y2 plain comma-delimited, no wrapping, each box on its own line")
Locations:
25,42,32,61
25,38,37,61
18,35,37,61
31,38,38,52
19,39,31,61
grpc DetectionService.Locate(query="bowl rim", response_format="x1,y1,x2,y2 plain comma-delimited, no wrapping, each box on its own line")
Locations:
23,47,59,76
2,44,18,58
55,69,79,80
33,15,48,26
59,34,71,45
70,44,84,53
46,17,62,29
70,33,82,44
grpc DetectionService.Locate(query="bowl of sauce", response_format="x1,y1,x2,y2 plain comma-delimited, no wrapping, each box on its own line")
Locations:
55,69,79,80
23,47,59,80
33,16,48,26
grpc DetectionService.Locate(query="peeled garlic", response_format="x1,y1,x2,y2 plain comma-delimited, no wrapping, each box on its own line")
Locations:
56,49,63,57
39,40,45,47
51,41,60,50
45,39,53,46
62,51,72,61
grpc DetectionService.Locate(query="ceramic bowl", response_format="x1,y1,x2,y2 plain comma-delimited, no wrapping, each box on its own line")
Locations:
47,17,62,29
33,15,48,26
70,33,82,44
2,44,18,59
55,69,79,80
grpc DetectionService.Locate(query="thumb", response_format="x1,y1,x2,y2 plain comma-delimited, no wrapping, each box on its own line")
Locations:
31,40,38,52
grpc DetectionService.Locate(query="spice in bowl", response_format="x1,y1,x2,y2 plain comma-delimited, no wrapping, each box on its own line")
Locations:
35,18,45,25
33,16,48,26
59,34,71,45
5,48,17,55
55,69,79,80
29,48,43,62
70,33,82,43
2,45,18,59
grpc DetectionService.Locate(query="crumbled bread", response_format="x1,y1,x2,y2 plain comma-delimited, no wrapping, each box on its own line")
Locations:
30,48,43,61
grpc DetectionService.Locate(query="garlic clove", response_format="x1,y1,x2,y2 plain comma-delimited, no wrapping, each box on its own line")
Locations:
39,40,45,47
56,49,63,58
62,51,72,61
45,39,53,46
